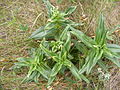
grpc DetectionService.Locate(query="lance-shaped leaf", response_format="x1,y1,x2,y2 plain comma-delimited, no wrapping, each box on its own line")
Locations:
42,0,55,17
30,28,56,40
50,63,63,77
11,57,33,69
13,62,29,68
69,62,89,83
29,26,45,39
79,49,96,74
63,59,72,67
27,65,36,78
40,44,59,62
86,50,103,74
63,32,71,52
37,64,51,79
70,27,96,48
65,6,77,15
95,14,107,45
60,31,71,57
59,25,70,41
47,63,63,86
104,51,120,67
107,44,120,53
31,71,40,83
22,71,39,83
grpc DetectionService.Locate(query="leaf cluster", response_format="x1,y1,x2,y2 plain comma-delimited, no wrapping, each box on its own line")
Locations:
12,0,120,87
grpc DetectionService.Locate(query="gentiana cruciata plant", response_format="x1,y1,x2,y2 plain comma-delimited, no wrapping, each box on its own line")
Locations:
11,0,120,87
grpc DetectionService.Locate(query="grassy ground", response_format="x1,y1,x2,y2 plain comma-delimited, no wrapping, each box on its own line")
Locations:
0,0,120,89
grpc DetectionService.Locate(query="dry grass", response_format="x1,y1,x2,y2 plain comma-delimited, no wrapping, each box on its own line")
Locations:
0,0,120,89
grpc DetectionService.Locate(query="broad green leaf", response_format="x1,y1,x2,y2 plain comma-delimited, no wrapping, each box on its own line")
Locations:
99,30,107,46
50,63,62,77
59,66,66,74
42,0,55,17
63,32,71,52
33,72,41,83
11,57,32,69
95,14,107,45
47,63,62,86
107,44,120,53
16,57,32,62
22,71,40,83
105,51,120,67
59,25,70,41
10,63,25,69
29,26,45,39
61,52,67,60
106,55,120,67
95,14,104,42
14,62,29,67
65,6,77,15
27,65,36,78
107,44,120,48
26,71,38,82
79,49,96,74
69,63,89,83
37,66,50,79
86,50,103,74
69,63,81,80
79,74,90,83
29,29,55,40
70,27,96,48
60,32,71,57
37,63,51,79
109,48,120,53
69,20,83,27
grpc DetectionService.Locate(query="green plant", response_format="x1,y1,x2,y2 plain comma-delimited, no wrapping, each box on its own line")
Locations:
19,24,28,31
71,14,120,74
11,48,51,83
12,0,88,87
29,0,79,40
40,30,89,86
12,0,120,88
12,27,89,86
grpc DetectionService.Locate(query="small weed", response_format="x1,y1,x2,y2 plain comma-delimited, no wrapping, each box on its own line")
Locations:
19,24,28,31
